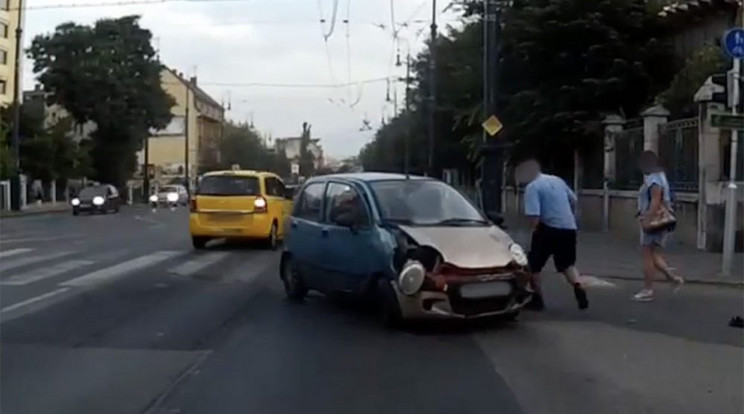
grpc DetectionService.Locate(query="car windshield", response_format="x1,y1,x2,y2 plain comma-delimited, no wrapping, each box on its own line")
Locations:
160,186,178,193
370,180,487,226
78,186,107,198
197,176,260,196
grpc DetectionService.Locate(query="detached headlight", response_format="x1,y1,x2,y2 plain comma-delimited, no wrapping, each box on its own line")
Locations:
398,260,426,296
167,192,178,202
149,194,158,203
71,198,80,206
509,243,528,266
92,196,105,206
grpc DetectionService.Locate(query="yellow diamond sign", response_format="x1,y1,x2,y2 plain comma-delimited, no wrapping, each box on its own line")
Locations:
482,115,504,137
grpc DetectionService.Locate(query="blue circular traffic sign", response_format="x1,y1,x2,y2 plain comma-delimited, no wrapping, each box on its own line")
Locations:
723,28,744,59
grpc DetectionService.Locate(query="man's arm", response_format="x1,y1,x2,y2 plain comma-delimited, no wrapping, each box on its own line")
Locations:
524,184,541,230
565,183,578,215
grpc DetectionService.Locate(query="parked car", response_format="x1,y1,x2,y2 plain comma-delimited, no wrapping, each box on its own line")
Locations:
280,172,532,326
189,170,294,249
150,184,189,208
70,184,122,215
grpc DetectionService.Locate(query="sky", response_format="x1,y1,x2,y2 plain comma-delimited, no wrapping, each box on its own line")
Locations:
20,0,459,160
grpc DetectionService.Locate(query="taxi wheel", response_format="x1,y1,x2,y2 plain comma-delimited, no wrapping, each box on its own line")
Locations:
192,236,208,250
266,222,278,250
281,255,307,301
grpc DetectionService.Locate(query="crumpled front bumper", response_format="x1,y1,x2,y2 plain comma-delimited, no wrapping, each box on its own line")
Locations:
392,280,532,320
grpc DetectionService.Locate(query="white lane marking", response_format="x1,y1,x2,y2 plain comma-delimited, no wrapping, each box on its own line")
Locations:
0,251,76,273
0,248,33,259
1,260,95,286
61,251,183,287
1,288,70,313
169,252,231,277
0,236,84,244
580,275,617,288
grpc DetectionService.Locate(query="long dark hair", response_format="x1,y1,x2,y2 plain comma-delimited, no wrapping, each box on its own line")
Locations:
638,150,662,173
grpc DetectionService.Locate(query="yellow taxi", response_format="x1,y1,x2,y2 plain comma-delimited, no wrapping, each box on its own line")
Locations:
189,170,293,249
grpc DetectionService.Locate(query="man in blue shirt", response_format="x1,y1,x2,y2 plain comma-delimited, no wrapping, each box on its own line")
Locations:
519,159,588,311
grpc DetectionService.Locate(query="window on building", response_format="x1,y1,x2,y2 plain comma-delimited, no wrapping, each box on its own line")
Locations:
0,49,7,65
0,0,8,11
0,80,6,95
1,22,8,38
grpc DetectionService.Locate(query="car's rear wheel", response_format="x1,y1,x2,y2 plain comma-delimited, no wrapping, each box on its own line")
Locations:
266,222,278,250
192,236,208,249
281,255,307,301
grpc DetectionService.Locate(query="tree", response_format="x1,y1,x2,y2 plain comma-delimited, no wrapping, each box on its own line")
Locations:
28,15,174,186
298,122,316,177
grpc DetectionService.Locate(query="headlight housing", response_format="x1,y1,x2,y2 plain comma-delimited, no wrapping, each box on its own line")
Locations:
149,194,158,203
92,196,105,206
509,243,528,266
71,198,80,206
398,260,426,296
167,192,178,202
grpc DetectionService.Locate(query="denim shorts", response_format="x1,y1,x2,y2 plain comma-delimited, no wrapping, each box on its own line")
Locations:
641,230,669,248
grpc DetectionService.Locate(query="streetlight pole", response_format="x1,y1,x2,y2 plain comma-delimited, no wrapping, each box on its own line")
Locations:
10,0,24,211
426,0,437,177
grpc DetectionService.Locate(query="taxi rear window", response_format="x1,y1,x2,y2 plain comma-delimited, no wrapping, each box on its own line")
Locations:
197,176,260,196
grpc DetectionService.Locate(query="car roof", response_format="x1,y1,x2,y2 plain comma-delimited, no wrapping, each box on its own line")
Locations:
202,170,277,178
307,172,431,185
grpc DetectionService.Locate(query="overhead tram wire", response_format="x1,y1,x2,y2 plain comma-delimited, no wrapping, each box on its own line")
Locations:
160,77,392,89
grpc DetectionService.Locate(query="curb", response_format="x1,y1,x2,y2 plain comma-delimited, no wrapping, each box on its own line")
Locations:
0,207,70,219
595,273,744,288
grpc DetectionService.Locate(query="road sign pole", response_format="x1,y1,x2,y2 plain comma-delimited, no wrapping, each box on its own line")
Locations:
722,18,744,276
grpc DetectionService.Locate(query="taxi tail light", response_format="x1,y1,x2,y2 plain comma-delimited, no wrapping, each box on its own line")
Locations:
254,196,268,213
189,198,197,212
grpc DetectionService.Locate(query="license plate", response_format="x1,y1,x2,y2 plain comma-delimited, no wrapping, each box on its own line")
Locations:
459,282,512,299
207,213,244,223
221,228,242,234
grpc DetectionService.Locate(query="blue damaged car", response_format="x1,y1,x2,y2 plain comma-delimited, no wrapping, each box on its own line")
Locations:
279,173,532,325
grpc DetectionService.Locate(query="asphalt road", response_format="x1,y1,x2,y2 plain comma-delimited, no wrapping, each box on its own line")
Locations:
1,207,742,414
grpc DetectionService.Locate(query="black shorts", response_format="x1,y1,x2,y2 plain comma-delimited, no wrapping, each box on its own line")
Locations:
528,223,577,273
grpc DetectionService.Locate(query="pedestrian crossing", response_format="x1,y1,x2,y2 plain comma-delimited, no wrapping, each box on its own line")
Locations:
0,246,278,315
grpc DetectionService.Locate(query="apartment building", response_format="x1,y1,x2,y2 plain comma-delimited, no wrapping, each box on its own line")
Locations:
0,0,22,107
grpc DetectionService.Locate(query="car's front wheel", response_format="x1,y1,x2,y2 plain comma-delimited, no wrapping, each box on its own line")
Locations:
281,255,307,301
192,236,208,249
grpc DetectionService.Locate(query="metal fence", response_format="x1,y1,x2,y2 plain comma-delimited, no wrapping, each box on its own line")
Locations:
614,119,644,190
658,118,698,192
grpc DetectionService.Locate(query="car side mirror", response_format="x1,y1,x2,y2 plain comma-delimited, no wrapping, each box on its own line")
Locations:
486,211,505,227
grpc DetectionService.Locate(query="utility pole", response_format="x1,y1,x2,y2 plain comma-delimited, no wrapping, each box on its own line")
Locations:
184,85,190,191
10,0,24,211
143,135,150,198
426,0,437,177
479,0,507,215
722,7,744,276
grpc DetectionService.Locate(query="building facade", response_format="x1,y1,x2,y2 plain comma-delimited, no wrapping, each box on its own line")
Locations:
136,67,224,187
274,137,325,171
0,0,23,107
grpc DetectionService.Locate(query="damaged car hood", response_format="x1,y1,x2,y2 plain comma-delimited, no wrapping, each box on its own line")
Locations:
398,225,516,269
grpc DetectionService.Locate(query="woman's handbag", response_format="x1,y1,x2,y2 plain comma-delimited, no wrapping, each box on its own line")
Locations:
642,204,677,233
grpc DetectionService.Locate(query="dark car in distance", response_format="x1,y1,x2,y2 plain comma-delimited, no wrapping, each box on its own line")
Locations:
70,185,123,215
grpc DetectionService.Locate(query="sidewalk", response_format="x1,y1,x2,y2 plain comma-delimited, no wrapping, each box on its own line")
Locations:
0,202,70,218
505,215,744,286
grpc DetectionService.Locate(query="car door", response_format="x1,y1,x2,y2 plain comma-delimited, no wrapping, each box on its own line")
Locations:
321,181,377,293
287,181,328,290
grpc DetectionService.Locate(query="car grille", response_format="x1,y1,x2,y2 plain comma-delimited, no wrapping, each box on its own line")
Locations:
448,282,515,317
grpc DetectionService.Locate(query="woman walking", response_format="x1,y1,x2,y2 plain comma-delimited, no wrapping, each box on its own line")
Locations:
633,150,684,301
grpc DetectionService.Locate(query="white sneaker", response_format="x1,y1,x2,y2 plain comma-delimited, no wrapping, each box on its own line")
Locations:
632,289,654,301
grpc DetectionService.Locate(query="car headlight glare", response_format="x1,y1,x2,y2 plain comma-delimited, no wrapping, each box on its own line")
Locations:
398,260,426,296
509,243,528,266
149,194,158,202
92,196,104,206
167,192,178,202
71,198,80,206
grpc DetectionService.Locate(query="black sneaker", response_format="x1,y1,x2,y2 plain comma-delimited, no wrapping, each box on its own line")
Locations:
574,284,589,310
525,292,545,311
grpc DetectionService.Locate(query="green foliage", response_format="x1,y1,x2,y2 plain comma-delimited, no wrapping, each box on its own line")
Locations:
27,15,174,186
299,122,316,177
218,121,291,177
659,45,730,118
0,117,14,179
359,0,678,178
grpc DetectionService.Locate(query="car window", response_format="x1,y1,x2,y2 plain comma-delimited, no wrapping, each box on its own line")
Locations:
275,179,288,199
326,182,368,226
161,186,178,193
264,177,282,197
295,182,325,221
78,186,107,198
197,176,260,196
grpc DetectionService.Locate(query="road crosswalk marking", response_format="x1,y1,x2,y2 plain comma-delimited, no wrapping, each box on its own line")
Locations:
1,288,70,314
61,251,183,287
0,251,76,273
1,260,95,286
0,248,34,259
168,252,231,277
580,275,617,288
